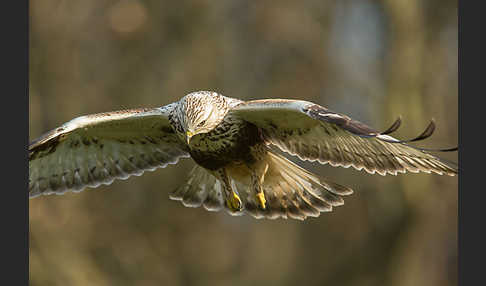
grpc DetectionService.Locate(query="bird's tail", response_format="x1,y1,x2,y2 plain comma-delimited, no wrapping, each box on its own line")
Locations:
169,164,225,212
240,152,353,220
170,151,353,220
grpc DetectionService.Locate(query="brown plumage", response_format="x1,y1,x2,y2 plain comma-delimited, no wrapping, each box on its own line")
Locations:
29,91,458,220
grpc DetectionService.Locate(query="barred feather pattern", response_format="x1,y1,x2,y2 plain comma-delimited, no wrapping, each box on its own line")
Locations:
169,164,225,212
170,152,353,220
267,125,457,176
230,99,457,177
30,91,458,221
29,107,189,198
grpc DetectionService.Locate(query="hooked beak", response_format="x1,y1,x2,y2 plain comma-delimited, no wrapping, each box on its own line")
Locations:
186,130,194,145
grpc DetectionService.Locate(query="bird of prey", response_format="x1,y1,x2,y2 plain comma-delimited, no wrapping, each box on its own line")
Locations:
29,91,458,220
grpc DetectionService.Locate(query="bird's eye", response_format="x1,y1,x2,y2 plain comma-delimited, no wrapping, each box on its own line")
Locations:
198,120,206,127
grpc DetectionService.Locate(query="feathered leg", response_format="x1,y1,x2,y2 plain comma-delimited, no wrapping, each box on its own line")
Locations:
249,163,269,209
215,168,243,212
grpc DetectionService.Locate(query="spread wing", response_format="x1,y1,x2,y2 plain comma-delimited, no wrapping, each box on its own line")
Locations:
230,99,457,176
29,104,190,198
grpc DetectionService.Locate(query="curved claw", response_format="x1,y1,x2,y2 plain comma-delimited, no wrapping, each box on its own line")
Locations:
256,192,267,209
226,191,243,212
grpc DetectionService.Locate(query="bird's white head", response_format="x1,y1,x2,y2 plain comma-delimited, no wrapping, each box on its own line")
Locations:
178,91,229,144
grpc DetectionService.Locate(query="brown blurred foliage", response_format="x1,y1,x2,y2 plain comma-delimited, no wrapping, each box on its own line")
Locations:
29,1,458,285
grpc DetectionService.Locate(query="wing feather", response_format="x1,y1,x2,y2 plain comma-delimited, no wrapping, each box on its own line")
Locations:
230,99,457,176
29,104,190,198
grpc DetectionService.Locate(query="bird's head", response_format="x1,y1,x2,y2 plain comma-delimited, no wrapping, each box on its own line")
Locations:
178,91,229,144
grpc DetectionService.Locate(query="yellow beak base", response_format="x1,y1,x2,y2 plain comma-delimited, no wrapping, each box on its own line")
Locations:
186,131,194,144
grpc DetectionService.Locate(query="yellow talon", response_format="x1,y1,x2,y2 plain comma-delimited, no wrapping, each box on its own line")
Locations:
226,192,242,212
256,192,266,209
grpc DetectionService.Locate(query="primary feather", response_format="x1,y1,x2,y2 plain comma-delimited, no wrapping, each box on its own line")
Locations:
29,91,458,220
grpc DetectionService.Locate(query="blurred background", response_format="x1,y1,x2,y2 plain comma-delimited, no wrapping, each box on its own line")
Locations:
29,0,458,285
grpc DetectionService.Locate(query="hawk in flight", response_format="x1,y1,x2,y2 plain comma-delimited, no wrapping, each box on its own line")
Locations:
29,91,458,220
